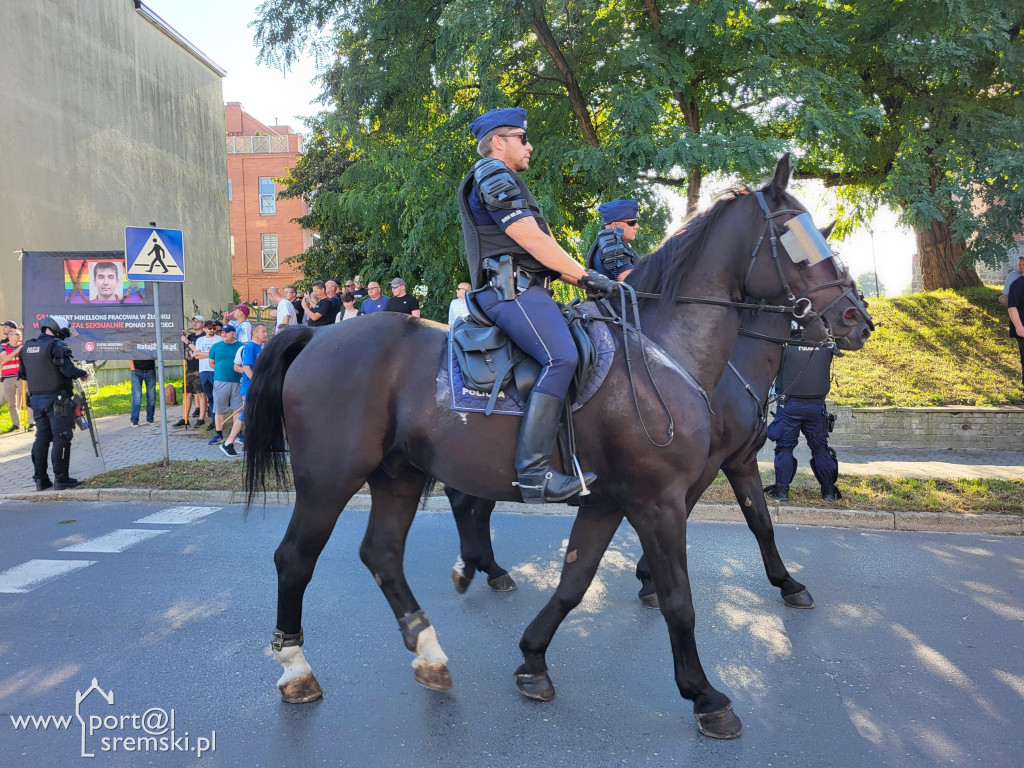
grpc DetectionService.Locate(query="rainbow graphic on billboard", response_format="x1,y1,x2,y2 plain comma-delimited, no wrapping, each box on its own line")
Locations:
64,259,146,304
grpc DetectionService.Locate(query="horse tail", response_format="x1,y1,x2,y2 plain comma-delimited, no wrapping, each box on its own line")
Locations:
244,326,315,511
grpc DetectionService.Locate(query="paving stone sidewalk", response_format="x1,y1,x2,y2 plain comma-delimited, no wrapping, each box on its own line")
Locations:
2,410,1023,498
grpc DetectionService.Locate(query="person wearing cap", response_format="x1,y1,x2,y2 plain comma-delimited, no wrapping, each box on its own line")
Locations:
385,278,421,317
358,282,388,315
194,320,222,429
195,323,243,445
176,315,209,427
458,107,616,504
19,316,88,490
586,199,640,282
231,304,253,344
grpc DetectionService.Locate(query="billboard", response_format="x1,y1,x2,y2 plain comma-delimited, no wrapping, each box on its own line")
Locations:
22,251,183,361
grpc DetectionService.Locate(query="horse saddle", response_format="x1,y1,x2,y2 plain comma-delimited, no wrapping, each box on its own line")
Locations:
449,290,600,416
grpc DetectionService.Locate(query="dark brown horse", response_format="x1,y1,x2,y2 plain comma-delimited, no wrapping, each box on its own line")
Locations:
446,294,863,608
244,156,872,740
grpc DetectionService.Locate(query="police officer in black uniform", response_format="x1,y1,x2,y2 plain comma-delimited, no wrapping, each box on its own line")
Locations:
19,316,88,491
458,107,616,504
585,199,640,282
765,329,841,501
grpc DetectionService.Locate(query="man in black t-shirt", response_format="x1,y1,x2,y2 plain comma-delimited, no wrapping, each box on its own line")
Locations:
302,281,337,326
1008,275,1024,390
385,278,421,316
284,286,304,324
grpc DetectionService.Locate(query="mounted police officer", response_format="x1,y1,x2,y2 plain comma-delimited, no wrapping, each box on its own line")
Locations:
765,328,840,501
585,199,640,282
458,107,616,504
19,316,88,491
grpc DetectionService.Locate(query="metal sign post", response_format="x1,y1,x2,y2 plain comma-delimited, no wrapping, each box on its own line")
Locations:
125,222,186,469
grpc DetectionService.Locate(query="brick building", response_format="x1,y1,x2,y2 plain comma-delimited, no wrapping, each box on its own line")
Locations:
225,102,311,303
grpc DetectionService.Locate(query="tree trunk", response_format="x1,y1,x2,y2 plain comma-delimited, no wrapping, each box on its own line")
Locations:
915,219,981,290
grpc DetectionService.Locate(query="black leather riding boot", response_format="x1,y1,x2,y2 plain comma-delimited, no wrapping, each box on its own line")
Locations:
515,393,596,504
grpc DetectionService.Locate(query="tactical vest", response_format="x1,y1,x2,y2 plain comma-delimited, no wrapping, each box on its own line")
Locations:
585,232,637,280
774,344,833,399
20,335,69,395
458,163,558,290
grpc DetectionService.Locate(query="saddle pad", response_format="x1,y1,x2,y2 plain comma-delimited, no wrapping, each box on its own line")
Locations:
437,301,615,416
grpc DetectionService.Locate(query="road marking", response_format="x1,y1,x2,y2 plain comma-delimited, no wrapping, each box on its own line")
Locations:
133,506,223,525
59,529,169,553
0,559,97,594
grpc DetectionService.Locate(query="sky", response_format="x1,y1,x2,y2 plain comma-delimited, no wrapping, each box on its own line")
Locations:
155,0,917,294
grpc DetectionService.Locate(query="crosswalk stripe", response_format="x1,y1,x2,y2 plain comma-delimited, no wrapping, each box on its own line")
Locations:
59,529,169,553
133,506,223,525
0,559,97,594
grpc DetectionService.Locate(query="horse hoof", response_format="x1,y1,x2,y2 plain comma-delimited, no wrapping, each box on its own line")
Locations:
452,568,472,594
414,662,453,691
783,588,815,609
514,665,555,701
695,704,743,739
279,672,323,704
487,573,517,592
639,591,660,610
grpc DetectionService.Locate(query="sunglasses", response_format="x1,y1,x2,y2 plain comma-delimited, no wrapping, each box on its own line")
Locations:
621,219,639,227
498,132,529,146
344,283,354,287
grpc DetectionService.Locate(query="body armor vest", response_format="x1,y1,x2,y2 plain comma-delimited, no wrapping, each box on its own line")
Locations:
458,163,559,290
774,344,833,399
585,229,637,280
20,335,70,395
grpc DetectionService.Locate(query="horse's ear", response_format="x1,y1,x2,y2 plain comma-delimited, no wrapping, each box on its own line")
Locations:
820,219,837,240
770,154,791,195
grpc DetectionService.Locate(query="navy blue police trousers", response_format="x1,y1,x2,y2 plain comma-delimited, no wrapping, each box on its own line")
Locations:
475,284,577,400
766,397,838,491
29,392,75,481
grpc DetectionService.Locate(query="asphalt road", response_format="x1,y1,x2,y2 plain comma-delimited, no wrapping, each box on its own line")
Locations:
0,500,1022,768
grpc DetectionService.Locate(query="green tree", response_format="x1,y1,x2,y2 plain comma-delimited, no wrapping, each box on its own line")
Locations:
791,1,1024,290
252,1,878,318
855,272,886,299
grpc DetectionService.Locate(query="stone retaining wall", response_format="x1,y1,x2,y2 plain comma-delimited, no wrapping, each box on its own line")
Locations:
829,405,1024,449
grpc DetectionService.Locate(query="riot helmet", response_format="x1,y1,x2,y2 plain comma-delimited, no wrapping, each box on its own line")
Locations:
39,315,75,340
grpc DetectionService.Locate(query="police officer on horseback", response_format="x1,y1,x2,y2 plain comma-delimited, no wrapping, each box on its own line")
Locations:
458,107,616,503
585,199,640,282
765,327,841,501
19,316,88,490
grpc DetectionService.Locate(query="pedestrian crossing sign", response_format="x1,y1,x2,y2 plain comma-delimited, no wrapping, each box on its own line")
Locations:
125,226,185,282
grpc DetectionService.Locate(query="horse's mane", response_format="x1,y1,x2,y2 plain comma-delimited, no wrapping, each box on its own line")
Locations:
627,185,752,315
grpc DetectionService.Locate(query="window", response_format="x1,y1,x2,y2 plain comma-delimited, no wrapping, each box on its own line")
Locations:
259,177,276,215
261,233,279,271
228,178,232,201
229,234,235,257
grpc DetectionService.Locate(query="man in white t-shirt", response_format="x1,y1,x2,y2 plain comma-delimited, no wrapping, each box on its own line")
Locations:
268,286,296,331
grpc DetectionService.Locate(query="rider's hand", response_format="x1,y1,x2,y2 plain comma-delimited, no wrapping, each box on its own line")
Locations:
578,269,618,298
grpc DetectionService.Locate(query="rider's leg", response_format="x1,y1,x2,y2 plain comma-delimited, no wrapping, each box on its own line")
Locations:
477,285,595,503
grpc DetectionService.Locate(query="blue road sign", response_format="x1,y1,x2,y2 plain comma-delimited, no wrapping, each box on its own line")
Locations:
125,226,185,282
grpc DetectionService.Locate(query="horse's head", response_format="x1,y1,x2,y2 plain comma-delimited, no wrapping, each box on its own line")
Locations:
742,155,873,351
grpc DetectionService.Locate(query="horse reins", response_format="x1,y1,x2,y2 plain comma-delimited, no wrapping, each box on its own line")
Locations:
590,190,855,447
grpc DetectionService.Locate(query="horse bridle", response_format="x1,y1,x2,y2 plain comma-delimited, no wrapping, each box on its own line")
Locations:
592,188,869,447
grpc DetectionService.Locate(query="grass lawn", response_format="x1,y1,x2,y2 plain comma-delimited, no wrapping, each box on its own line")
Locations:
80,461,1024,516
0,375,183,431
831,287,1021,406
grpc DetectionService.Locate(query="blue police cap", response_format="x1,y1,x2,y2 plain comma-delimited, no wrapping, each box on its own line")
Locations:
469,108,527,141
598,199,639,224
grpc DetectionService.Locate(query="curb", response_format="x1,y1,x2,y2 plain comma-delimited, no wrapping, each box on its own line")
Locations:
1,489,1021,536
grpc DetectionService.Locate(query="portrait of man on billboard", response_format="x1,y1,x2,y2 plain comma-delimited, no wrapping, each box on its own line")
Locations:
90,260,124,304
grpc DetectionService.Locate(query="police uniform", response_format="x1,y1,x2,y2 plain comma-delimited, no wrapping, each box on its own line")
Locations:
458,108,613,503
19,317,87,490
766,338,840,501
585,199,639,281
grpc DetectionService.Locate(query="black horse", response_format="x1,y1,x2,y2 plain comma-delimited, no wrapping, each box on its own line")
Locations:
446,301,850,609
244,156,872,740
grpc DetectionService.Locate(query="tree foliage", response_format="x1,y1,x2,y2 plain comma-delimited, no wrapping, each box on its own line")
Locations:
792,1,1024,288
855,271,886,299
252,1,1021,315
